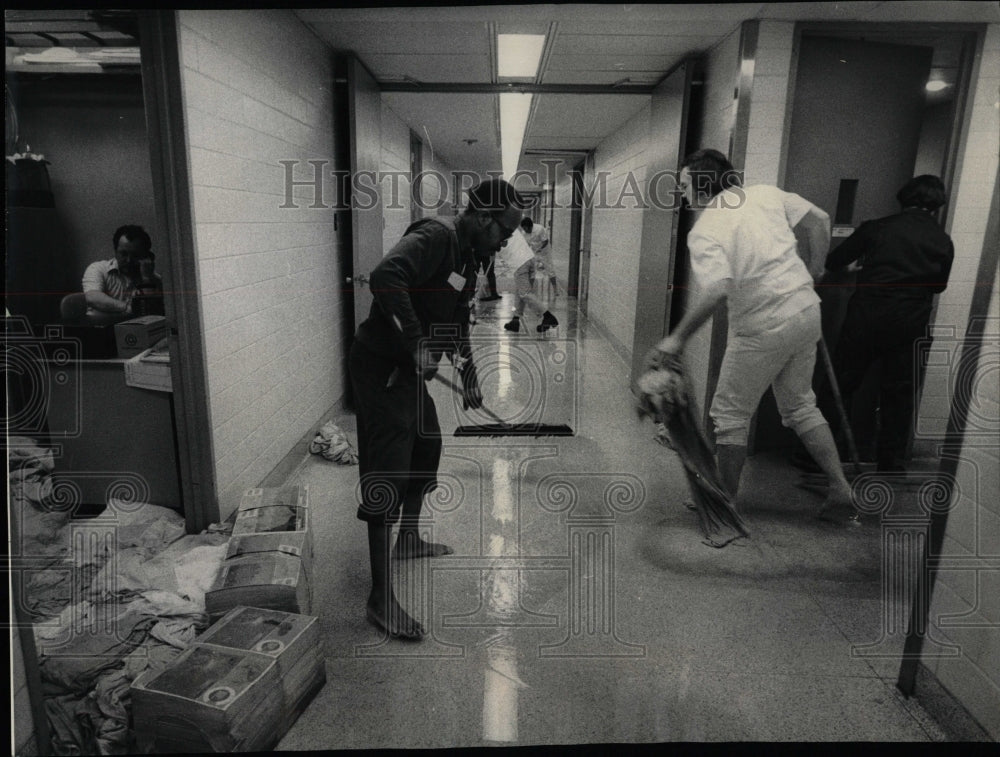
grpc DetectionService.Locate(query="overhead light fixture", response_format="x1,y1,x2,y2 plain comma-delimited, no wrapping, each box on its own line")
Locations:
925,80,949,92
497,34,546,79
497,33,545,180
500,93,532,180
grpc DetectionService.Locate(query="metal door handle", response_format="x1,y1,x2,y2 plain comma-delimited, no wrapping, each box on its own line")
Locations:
346,273,370,287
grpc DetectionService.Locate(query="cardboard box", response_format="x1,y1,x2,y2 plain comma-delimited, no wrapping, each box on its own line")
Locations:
131,644,284,752
238,485,310,513
228,497,312,568
205,552,311,622
124,345,172,392
196,606,326,728
114,315,167,358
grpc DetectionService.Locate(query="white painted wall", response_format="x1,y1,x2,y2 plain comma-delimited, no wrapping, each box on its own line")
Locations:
585,104,651,359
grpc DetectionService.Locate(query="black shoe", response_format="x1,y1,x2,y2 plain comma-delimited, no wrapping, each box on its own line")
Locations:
504,317,520,333
481,294,502,302
537,311,559,333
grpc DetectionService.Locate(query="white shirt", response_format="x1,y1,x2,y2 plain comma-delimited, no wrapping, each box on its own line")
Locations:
497,228,535,272
82,258,133,303
525,225,549,254
688,184,820,335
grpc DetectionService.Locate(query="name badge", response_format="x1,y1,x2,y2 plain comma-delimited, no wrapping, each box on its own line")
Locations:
447,271,466,291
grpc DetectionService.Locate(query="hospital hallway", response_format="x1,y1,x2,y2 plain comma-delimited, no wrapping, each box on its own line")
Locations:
274,292,988,748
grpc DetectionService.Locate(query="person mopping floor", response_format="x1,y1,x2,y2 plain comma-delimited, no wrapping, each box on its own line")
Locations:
503,217,558,334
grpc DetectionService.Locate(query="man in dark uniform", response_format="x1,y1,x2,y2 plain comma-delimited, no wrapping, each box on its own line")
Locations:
350,178,524,640
823,174,954,472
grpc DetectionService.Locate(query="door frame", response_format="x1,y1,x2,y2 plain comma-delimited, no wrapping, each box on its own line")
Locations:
409,128,423,223
743,20,984,456
778,21,984,224
628,57,698,389
347,53,384,332
138,9,219,532
567,159,585,298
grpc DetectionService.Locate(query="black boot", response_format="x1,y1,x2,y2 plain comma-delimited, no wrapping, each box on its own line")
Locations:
504,317,520,333
537,311,558,333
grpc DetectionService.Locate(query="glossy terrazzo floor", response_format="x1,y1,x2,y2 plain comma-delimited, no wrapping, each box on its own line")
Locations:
275,292,974,747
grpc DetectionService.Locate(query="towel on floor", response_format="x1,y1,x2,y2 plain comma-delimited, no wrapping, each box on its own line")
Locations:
309,421,359,465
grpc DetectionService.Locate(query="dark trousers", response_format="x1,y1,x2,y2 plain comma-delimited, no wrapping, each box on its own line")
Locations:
820,295,932,471
349,341,442,524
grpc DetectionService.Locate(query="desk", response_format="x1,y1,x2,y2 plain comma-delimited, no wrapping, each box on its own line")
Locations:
44,357,182,512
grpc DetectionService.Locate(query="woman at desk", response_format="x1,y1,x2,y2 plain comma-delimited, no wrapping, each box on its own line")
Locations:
82,224,162,318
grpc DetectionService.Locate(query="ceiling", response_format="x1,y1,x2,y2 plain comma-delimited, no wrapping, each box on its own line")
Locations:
299,2,998,183
4,6,996,182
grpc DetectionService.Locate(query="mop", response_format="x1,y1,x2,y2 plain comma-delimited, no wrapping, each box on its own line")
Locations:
801,338,864,523
385,366,573,437
636,355,750,548
433,374,574,437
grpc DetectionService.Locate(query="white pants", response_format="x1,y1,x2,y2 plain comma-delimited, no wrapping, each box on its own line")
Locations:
513,260,548,317
711,303,827,446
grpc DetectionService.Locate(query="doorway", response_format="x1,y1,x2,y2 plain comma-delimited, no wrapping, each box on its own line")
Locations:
750,25,978,457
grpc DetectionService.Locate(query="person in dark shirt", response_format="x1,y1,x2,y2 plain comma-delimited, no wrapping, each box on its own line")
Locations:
822,174,954,472
350,178,524,640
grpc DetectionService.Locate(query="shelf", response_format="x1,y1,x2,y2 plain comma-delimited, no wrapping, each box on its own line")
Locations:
6,63,140,76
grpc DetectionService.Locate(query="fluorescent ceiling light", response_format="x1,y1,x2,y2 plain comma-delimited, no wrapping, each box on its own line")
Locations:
498,34,546,79
925,80,949,92
500,92,532,180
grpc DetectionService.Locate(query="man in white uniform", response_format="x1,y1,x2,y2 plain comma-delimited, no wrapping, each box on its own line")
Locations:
502,219,558,333
645,149,855,520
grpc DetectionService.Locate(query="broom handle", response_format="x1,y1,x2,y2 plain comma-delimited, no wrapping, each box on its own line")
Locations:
817,337,863,477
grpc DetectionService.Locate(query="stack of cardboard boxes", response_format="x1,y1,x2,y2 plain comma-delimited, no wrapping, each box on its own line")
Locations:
205,485,313,621
130,486,324,752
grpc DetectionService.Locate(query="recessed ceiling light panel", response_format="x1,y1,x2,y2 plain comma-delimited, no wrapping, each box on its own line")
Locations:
498,34,546,79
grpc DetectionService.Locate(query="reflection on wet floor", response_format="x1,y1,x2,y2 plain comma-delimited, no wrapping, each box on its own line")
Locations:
276,293,965,747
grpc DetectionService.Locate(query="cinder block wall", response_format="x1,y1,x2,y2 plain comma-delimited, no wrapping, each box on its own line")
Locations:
922,267,999,739
177,9,346,520
586,104,651,361
742,21,795,187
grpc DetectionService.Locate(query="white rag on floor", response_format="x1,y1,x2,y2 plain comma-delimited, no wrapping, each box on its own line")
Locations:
309,420,359,465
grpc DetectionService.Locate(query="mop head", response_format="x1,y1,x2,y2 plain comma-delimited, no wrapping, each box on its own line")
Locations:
636,359,749,547
454,423,574,437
